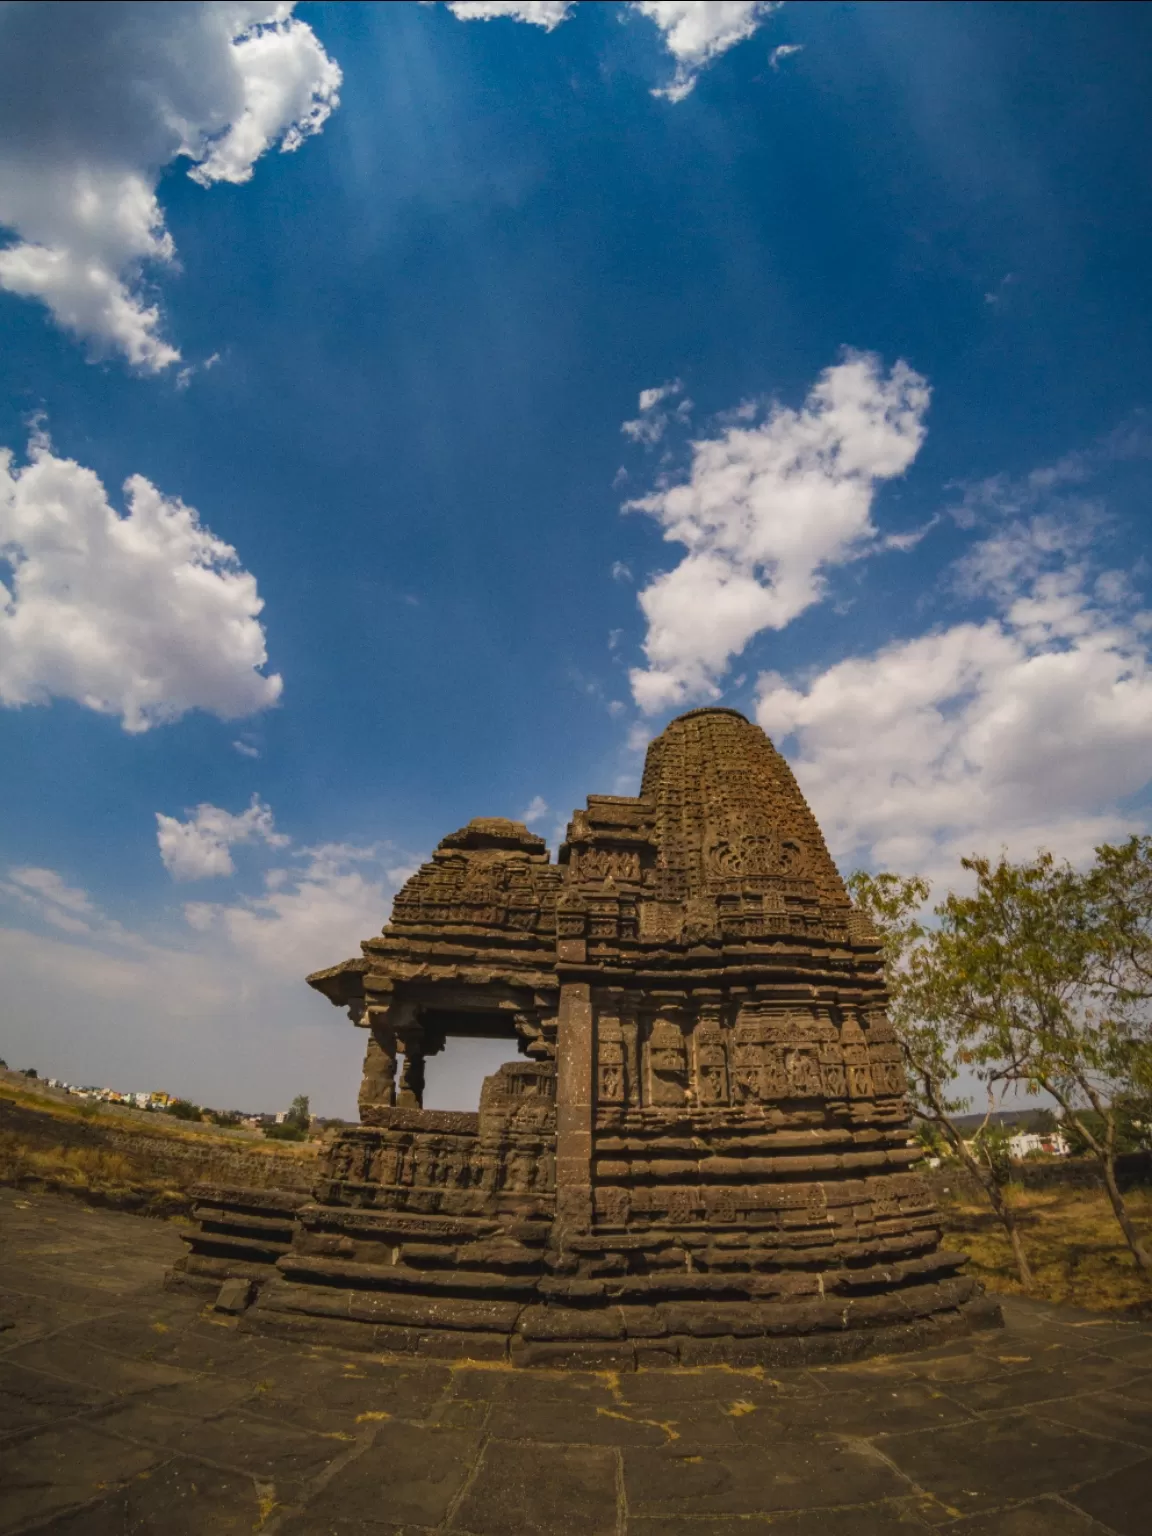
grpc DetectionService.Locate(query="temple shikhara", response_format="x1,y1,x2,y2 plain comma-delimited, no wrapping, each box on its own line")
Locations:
173,707,996,1365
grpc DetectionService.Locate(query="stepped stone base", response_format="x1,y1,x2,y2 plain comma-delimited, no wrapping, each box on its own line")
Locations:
165,1182,308,1296
240,1276,1000,1369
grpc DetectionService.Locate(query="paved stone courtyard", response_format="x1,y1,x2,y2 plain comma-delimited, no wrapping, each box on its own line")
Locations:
1,1190,1151,1535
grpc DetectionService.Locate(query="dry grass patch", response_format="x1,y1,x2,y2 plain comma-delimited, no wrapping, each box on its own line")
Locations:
0,1132,191,1216
940,1182,1152,1313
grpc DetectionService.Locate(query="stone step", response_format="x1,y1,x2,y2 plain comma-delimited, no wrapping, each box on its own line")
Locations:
255,1277,521,1333
192,1205,297,1236
168,1252,281,1290
188,1182,310,1213
295,1204,508,1240
183,1230,292,1263
275,1252,537,1297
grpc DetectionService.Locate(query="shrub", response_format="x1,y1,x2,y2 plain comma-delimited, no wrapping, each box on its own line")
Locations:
263,1122,306,1142
165,1099,203,1122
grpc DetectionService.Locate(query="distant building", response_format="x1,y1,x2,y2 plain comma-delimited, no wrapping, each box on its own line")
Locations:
1008,1130,1070,1160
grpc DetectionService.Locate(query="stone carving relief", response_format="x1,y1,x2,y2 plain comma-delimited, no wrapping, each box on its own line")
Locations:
840,1014,875,1100
724,1008,869,1104
638,902,683,941
704,831,809,880
693,1023,729,1106
598,1027,627,1104
594,1187,631,1226
646,1015,689,1105
576,846,641,884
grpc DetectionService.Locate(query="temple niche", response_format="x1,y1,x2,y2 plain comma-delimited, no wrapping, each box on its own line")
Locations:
172,707,997,1367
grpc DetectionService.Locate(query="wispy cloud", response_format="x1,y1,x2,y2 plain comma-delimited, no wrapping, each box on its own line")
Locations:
625,350,930,713
519,794,549,825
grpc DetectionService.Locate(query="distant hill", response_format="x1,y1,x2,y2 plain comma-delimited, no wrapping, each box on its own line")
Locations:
917,1109,1057,1135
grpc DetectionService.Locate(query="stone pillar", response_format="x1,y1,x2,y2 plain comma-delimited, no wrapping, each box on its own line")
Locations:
396,1040,425,1109
357,1009,397,1119
620,997,640,1108
554,981,593,1236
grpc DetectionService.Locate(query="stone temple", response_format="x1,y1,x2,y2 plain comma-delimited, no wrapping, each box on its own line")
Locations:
173,707,996,1366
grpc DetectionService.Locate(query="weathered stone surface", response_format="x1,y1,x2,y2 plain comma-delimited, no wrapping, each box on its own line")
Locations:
876,1413,1149,1513
3,1189,1151,1536
621,1437,907,1516
178,709,1002,1362
213,1277,253,1313
451,1441,620,1536
0,1425,159,1530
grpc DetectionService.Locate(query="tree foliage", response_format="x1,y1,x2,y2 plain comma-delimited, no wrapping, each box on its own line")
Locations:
264,1095,312,1142
165,1098,202,1121
848,866,1038,1288
263,1121,305,1141
850,845,1152,1288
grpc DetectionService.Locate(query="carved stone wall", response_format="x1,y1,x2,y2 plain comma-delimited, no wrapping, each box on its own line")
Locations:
208,708,999,1366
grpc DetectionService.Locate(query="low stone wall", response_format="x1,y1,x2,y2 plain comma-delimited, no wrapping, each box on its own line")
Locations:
0,1093,320,1193
925,1152,1152,1202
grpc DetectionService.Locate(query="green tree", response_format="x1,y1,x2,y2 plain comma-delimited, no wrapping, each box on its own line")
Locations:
913,1119,945,1158
286,1095,311,1132
1088,836,1152,1008
1084,836,1152,1129
847,869,1036,1289
264,1120,305,1141
166,1099,202,1122
928,852,1152,1285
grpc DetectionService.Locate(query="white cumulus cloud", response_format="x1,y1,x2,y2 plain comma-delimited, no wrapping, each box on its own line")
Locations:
156,796,289,882
445,1,575,26
757,507,1152,884
626,352,930,713
519,794,549,824
444,2,779,99
0,2,341,370
0,436,282,732
635,1,782,100
185,842,394,978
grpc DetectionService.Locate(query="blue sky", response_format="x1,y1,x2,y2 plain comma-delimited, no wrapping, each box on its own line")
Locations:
2,1,1151,1115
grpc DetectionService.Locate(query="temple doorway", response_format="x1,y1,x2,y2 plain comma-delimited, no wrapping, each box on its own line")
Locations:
418,1007,527,1111
421,1035,525,1110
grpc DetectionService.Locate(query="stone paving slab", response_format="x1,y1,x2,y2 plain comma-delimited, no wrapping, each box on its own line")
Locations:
1,1189,1151,1535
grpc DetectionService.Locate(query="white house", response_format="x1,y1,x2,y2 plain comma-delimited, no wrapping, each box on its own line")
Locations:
1008,1130,1070,1160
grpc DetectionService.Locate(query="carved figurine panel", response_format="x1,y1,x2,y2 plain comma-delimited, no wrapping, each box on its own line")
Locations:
645,1014,690,1106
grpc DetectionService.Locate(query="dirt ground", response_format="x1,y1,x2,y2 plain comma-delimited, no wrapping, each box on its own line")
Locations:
939,1184,1152,1313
